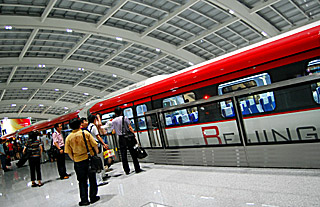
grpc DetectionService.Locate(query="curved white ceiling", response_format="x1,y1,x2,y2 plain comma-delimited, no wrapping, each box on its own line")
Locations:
0,0,319,122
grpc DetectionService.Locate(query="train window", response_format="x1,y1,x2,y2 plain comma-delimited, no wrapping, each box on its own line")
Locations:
123,108,135,131
136,104,147,130
307,59,320,104
218,73,275,117
306,59,320,75
163,92,198,126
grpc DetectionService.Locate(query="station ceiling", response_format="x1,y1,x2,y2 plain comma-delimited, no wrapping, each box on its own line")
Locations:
0,0,319,122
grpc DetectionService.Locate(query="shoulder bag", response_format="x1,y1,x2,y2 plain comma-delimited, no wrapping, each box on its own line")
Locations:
122,116,137,147
82,130,103,173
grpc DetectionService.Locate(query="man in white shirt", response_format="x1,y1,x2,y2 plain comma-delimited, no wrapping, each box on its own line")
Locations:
87,115,108,186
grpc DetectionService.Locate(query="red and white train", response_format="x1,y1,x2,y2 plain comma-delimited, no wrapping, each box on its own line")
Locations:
5,20,320,168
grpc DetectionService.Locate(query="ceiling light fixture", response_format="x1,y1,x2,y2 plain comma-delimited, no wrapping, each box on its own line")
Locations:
116,37,123,41
5,26,12,30
11,104,16,107
83,93,89,96
64,107,68,110
39,104,44,107
54,88,59,91
261,31,268,37
229,9,235,14
112,74,117,78
188,62,194,66
66,29,73,33
38,64,45,68
156,48,161,52
22,87,28,90
78,67,84,71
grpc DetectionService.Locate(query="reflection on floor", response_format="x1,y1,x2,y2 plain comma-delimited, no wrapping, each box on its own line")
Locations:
1,160,320,207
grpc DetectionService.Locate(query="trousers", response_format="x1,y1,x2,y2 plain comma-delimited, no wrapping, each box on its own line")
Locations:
74,159,98,203
56,146,67,178
119,135,141,174
29,157,41,181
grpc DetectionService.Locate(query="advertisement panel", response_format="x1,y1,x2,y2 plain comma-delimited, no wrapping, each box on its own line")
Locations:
1,119,31,135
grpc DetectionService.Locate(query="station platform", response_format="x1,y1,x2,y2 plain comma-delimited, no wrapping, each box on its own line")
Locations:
0,160,319,207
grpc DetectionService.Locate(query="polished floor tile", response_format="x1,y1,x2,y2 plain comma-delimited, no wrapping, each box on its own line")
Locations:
1,160,320,207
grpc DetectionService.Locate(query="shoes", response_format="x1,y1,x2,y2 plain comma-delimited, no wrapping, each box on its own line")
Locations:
31,183,38,187
60,176,69,180
90,196,100,204
66,173,71,176
97,182,108,187
78,201,90,206
38,183,44,187
135,169,145,174
125,171,130,175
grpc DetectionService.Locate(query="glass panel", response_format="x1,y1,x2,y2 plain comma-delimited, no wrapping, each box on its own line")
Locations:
136,104,148,130
244,82,320,144
311,82,320,104
164,101,241,147
123,108,133,118
218,73,275,117
144,114,162,148
163,92,198,126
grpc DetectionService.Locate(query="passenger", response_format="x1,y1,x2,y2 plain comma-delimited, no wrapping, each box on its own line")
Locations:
8,140,14,161
65,118,100,206
80,118,89,131
95,113,108,144
23,131,43,187
0,139,10,172
40,133,50,163
87,115,108,186
53,123,70,180
112,107,143,175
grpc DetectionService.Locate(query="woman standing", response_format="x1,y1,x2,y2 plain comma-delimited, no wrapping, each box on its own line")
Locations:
23,131,43,187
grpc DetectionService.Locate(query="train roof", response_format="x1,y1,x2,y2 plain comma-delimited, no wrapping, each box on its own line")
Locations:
90,21,320,113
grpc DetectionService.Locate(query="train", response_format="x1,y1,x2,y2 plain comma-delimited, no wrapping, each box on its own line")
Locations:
3,20,320,168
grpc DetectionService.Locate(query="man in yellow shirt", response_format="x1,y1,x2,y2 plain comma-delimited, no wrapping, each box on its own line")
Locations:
65,118,100,206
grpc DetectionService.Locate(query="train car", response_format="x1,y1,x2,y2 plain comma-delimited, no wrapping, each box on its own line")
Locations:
88,21,320,168
15,21,320,168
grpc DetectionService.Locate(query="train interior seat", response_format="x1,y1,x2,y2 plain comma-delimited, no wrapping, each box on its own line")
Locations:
142,104,147,113
189,111,199,123
181,114,190,123
165,115,173,126
246,99,260,114
240,100,250,115
315,87,320,103
259,96,274,112
223,103,235,117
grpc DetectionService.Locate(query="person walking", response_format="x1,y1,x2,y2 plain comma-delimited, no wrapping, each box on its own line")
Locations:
65,118,100,206
53,123,70,179
23,131,43,187
111,107,142,175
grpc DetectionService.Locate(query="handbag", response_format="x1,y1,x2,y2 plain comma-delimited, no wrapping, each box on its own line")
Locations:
103,149,115,159
122,116,137,147
82,130,103,173
134,145,148,159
